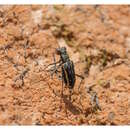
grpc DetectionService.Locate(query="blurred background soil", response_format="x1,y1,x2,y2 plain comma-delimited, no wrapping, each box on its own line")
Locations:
0,5,130,125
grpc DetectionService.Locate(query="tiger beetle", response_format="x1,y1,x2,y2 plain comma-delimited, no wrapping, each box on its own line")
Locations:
44,47,84,100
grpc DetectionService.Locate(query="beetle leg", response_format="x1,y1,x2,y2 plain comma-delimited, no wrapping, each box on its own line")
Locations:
44,53,61,71
59,74,64,111
53,53,58,75
49,53,62,77
44,53,62,79
50,63,63,79
51,70,62,80
61,75,64,98
91,92,101,111
75,74,84,105
69,89,72,101
50,62,62,74
75,74,84,91
44,61,61,70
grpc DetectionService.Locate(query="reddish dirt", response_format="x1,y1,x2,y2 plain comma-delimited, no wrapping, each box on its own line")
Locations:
0,5,130,125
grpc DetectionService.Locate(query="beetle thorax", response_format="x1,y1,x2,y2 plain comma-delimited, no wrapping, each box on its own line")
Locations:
61,53,70,63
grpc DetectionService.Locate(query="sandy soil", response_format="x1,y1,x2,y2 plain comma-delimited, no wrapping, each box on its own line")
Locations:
0,5,130,125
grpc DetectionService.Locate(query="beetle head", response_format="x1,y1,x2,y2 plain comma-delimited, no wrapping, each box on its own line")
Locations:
56,47,66,55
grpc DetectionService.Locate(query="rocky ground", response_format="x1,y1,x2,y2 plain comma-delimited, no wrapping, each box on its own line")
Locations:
0,5,130,125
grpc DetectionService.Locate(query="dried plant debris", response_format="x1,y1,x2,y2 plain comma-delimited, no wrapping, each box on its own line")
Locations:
13,68,30,88
84,48,121,75
86,84,101,113
51,22,75,46
98,79,111,89
41,15,75,47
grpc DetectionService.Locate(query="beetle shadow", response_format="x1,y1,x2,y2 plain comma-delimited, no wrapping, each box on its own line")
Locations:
50,87,83,115
62,94,82,115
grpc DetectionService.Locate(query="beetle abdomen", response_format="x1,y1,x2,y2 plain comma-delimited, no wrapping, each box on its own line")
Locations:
62,60,76,89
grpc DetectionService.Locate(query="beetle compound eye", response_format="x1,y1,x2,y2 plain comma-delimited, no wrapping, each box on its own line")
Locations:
62,47,66,50
56,48,61,54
